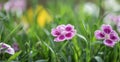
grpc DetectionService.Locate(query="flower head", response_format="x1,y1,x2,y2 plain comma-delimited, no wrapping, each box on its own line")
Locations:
117,23,120,33
110,15,120,25
12,42,19,52
4,0,26,16
51,24,76,42
95,24,119,47
0,43,15,55
104,14,120,33
0,3,2,11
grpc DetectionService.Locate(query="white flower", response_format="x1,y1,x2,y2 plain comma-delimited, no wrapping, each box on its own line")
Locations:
5,47,15,55
0,43,15,55
4,0,26,16
83,2,99,17
103,13,116,25
103,0,120,12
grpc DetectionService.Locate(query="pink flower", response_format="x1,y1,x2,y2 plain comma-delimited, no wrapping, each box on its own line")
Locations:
0,43,15,55
104,14,120,25
107,15,120,33
117,23,120,33
0,3,2,11
101,24,112,34
51,24,76,42
94,24,119,47
110,15,120,25
12,42,19,52
4,1,12,12
4,0,26,16
5,47,15,55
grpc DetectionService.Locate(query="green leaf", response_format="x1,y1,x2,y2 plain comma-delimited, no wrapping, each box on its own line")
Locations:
94,56,104,62
4,24,21,42
43,42,55,54
76,34,88,45
59,41,69,51
35,59,48,62
7,51,22,62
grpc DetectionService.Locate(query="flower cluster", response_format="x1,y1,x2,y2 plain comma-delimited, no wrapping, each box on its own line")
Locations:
110,15,120,25
51,24,76,42
4,0,26,16
110,15,120,33
104,14,120,33
95,24,119,47
0,43,15,55
4,0,26,12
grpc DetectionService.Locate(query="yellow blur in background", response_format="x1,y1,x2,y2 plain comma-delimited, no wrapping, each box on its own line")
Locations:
22,5,52,28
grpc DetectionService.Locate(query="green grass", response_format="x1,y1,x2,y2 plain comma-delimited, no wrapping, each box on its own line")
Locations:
0,0,120,62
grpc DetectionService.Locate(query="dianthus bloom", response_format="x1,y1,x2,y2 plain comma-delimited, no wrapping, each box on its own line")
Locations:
12,42,19,52
104,14,120,33
95,24,119,47
110,15,120,33
0,43,15,55
51,24,76,42
4,0,26,16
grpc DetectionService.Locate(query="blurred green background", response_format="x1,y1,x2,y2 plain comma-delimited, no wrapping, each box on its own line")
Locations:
0,0,120,62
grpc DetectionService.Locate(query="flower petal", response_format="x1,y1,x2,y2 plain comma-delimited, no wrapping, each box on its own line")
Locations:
56,25,66,31
12,42,19,52
103,39,115,47
51,28,61,37
101,24,112,34
94,30,105,39
109,31,119,42
52,24,76,42
0,43,11,48
65,32,75,40
54,35,66,42
117,23,120,33
5,47,15,55
65,24,74,32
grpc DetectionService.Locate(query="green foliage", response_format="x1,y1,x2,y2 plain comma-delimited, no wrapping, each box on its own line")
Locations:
0,0,120,62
